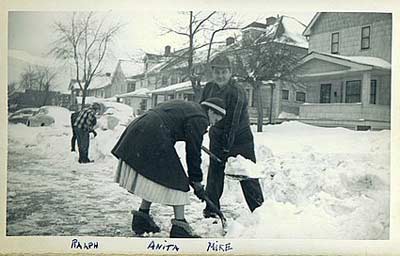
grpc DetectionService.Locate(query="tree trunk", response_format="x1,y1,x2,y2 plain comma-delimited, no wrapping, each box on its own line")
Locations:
269,84,275,125
255,83,263,132
81,89,87,110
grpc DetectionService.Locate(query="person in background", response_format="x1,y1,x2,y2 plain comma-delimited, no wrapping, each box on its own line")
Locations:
200,54,264,218
112,98,226,238
70,111,79,152
71,111,97,152
73,102,100,163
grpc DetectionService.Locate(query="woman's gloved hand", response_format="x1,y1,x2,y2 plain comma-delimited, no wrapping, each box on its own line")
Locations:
190,181,206,201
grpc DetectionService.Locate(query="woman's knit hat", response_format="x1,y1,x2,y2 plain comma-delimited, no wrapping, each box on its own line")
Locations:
201,97,226,116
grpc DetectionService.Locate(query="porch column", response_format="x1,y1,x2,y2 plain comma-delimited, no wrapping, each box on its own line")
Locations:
274,81,282,118
361,71,371,105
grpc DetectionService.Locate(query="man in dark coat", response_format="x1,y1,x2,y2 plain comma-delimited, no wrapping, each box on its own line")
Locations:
73,103,100,163
200,54,264,217
112,98,226,238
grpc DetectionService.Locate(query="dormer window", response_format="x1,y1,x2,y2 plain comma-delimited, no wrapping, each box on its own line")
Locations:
361,26,371,50
331,32,339,54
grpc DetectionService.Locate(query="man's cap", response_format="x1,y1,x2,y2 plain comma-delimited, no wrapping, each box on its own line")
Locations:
201,97,226,116
210,54,231,69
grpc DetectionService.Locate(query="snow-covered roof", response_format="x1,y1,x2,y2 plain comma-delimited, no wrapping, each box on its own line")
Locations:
116,87,151,98
150,81,193,94
118,59,143,77
317,52,391,69
257,16,308,48
69,75,112,90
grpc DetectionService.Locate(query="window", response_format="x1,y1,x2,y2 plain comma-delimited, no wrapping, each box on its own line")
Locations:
161,76,168,86
370,79,377,104
320,84,331,103
361,26,371,50
331,32,339,54
345,80,361,103
296,92,306,102
282,89,289,100
127,81,136,92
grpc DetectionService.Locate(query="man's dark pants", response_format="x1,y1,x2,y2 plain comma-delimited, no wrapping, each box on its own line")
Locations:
71,127,77,151
76,128,90,162
205,126,264,212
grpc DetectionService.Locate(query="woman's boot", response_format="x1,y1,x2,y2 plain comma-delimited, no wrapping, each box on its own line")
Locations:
131,210,161,235
170,219,201,238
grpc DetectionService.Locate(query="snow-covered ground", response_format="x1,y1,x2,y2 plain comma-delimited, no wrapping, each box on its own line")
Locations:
7,118,390,239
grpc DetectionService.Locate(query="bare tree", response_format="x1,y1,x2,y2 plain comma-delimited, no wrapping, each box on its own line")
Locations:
8,82,19,97
20,65,37,90
51,12,123,108
232,36,305,132
19,65,57,106
161,11,239,101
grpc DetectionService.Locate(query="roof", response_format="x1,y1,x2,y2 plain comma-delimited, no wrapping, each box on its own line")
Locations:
302,12,321,36
256,16,308,48
150,81,193,94
118,59,143,77
116,87,151,98
242,21,267,30
315,52,391,69
69,75,112,90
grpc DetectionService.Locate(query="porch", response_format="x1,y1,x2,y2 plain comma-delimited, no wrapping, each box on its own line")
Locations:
295,51,391,130
299,103,390,130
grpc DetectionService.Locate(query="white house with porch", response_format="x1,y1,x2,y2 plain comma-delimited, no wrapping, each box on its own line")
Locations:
295,12,392,130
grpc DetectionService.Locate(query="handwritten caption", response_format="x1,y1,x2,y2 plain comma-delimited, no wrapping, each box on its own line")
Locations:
71,238,99,250
146,240,233,252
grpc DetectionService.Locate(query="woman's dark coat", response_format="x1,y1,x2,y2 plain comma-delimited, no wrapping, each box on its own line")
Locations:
112,100,209,192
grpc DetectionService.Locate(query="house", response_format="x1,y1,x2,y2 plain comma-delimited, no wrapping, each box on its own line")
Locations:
295,12,392,130
131,15,308,122
116,87,151,116
68,74,113,108
229,15,309,122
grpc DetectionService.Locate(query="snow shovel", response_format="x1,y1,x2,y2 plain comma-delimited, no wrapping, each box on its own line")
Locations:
201,146,264,212
189,182,227,234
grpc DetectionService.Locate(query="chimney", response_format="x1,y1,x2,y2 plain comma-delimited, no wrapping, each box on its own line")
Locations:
266,16,277,26
226,37,235,46
164,45,171,56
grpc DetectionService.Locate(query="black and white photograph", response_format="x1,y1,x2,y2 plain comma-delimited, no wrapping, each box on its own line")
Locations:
1,0,399,255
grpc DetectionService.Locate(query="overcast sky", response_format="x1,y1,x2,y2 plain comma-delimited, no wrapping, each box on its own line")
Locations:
8,11,315,58
8,11,315,90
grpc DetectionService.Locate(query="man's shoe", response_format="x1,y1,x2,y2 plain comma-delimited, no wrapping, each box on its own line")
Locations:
203,208,218,219
170,219,201,238
71,148,76,152
131,210,161,235
81,159,94,163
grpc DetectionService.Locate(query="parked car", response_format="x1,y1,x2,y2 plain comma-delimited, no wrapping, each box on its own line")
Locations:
8,108,39,124
27,106,71,127
95,101,134,130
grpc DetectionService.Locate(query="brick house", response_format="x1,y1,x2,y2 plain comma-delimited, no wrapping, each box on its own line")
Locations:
296,12,392,130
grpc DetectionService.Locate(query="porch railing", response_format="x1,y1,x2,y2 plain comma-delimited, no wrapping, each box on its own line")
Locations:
299,103,390,122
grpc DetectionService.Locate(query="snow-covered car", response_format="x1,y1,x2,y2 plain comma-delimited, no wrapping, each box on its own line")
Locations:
95,101,134,130
8,108,39,124
27,106,71,127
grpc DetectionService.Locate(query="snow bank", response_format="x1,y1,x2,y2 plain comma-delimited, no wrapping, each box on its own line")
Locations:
8,119,390,239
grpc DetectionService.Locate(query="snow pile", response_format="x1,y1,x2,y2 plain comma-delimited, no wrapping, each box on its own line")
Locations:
215,121,390,239
7,119,390,240
225,155,265,179
40,106,71,128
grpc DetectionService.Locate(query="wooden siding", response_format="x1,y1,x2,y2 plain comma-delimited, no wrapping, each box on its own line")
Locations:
309,13,392,62
297,59,350,75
